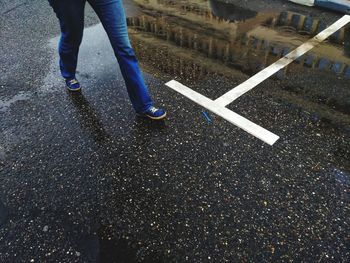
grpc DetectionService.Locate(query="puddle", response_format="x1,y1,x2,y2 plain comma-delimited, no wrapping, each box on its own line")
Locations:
0,92,32,113
124,0,350,124
128,0,349,79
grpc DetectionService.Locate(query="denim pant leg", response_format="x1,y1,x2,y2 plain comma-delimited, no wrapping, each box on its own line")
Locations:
89,0,153,113
48,0,86,79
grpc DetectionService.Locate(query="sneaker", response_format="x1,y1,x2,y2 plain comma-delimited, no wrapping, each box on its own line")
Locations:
65,78,81,92
137,106,167,120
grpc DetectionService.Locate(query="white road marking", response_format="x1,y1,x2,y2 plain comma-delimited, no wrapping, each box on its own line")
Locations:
214,15,350,107
165,15,350,145
165,80,280,145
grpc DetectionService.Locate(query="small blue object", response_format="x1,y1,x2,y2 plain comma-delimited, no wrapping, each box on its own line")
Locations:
202,111,212,123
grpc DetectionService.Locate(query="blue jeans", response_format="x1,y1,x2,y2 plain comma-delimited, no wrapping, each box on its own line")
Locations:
48,0,153,112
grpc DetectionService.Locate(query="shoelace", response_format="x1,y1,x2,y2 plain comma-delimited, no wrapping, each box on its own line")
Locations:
149,107,158,113
68,79,78,85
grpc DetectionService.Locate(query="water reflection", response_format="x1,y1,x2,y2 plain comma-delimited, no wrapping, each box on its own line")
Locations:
209,0,257,21
128,0,350,79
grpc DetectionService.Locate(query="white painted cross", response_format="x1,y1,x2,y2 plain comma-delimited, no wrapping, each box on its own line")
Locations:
166,15,350,146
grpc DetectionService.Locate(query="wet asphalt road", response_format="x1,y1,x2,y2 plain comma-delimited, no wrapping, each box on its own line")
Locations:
1,0,350,262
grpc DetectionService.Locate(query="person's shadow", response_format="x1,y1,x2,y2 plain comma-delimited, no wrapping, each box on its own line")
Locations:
68,92,110,144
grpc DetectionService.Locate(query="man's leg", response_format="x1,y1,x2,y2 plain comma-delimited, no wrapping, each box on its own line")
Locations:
89,0,153,113
48,0,86,80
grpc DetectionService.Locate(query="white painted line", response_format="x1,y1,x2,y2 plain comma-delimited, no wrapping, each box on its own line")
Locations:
166,80,280,145
215,15,350,107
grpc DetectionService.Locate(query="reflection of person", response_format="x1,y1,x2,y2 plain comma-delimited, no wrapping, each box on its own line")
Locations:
48,0,166,120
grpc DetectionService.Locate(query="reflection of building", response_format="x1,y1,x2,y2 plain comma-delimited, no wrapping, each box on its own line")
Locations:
129,0,350,78
272,11,346,44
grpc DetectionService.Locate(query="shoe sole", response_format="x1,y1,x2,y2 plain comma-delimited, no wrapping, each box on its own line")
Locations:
67,87,82,92
137,112,167,120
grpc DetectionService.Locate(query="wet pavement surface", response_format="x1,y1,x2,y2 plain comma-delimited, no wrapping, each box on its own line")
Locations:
1,0,350,262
